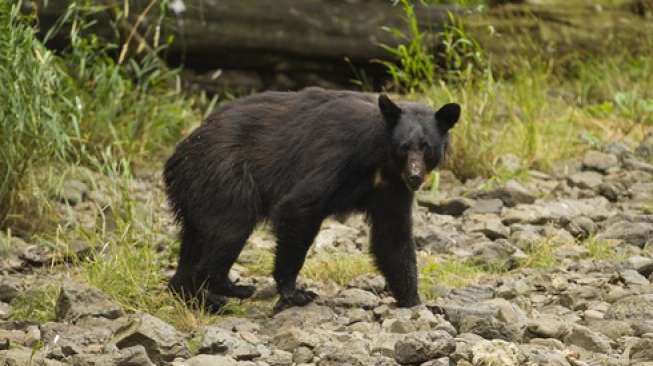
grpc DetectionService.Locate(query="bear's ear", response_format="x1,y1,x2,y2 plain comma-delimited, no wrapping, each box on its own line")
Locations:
378,94,402,127
435,103,461,132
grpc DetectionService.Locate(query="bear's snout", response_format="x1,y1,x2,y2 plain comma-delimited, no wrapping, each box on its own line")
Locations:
404,152,426,191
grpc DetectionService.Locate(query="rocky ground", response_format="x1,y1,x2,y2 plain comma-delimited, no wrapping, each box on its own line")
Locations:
1,135,653,366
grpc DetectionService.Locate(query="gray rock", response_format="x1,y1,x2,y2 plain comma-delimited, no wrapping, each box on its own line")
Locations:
293,346,314,364
635,133,653,160
605,294,653,320
597,182,622,201
526,316,570,340
619,269,650,286
271,303,336,329
394,331,455,365
416,194,474,216
267,349,293,366
69,345,155,366
563,325,612,354
198,326,240,354
502,197,610,225
464,214,510,240
0,302,10,320
471,240,525,270
420,357,451,366
332,288,380,309
598,221,653,248
567,171,604,190
371,332,404,357
472,180,536,207
55,281,124,322
582,150,619,173
183,354,238,366
624,256,653,277
272,327,317,352
0,279,20,303
0,348,63,365
561,216,597,239
496,154,523,174
41,318,125,358
347,274,386,294
623,157,653,174
470,339,527,366
629,338,653,363
466,199,504,215
58,179,88,205
114,312,190,364
586,319,635,340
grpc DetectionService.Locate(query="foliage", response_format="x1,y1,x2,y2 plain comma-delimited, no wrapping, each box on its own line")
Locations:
0,1,198,226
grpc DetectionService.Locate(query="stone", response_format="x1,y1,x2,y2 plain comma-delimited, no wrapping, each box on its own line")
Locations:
563,325,612,354
198,326,240,354
464,214,510,240
0,348,63,366
347,274,386,293
630,338,653,363
526,316,570,340
0,279,20,303
55,281,124,322
416,194,474,216
313,220,360,252
69,345,155,366
471,339,527,366
471,240,525,270
586,319,635,340
496,154,523,174
502,197,610,225
272,327,317,352
605,294,653,320
114,312,190,364
635,133,653,160
293,346,314,364
332,288,380,309
271,304,336,329
598,221,653,248
472,180,536,207
58,179,89,205
624,256,653,277
567,171,603,190
394,331,455,365
267,349,293,366
41,319,125,358
582,150,619,173
466,199,504,215
183,354,238,366
619,269,650,286
624,157,653,174
562,216,597,239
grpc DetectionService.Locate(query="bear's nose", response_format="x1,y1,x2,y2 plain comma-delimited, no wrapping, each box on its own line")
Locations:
407,175,423,190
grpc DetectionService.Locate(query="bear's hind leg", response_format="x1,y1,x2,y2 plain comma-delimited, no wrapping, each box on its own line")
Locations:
198,211,257,302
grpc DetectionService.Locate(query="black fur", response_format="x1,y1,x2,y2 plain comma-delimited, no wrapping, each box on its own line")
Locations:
163,87,460,311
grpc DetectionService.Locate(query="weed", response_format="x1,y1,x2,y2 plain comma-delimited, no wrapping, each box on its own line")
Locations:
518,238,558,269
420,256,486,299
584,237,614,260
10,287,59,323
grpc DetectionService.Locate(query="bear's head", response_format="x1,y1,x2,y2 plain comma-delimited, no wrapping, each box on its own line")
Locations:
378,94,461,191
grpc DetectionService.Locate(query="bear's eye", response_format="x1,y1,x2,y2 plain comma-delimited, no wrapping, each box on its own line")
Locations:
419,141,430,151
399,143,409,152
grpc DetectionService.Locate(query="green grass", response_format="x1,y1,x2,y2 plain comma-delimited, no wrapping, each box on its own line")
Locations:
10,287,59,323
0,1,198,227
420,256,487,299
584,236,615,260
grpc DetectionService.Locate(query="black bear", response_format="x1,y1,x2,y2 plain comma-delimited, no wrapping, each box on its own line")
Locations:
164,87,460,311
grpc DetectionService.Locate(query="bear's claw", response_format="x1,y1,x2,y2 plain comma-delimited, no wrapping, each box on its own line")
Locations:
273,289,318,313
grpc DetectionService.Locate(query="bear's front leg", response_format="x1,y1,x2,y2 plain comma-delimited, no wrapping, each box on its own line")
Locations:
369,185,420,307
271,195,323,312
